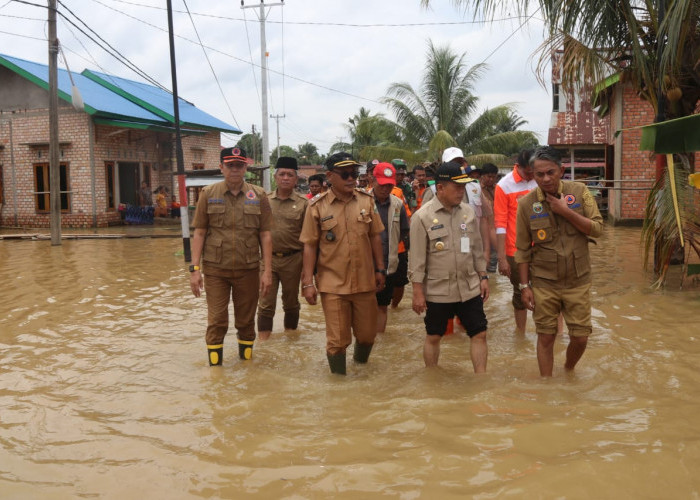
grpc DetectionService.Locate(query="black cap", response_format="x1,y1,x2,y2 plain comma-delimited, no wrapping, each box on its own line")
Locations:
435,161,470,184
366,159,379,172
221,146,247,163
275,156,298,170
325,152,360,171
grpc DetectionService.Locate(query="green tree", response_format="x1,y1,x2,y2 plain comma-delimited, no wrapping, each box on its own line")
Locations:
270,145,297,165
297,142,321,165
423,0,700,283
380,40,539,163
329,107,400,159
235,131,262,164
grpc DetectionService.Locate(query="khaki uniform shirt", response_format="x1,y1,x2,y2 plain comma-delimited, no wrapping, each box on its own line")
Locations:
268,190,308,254
192,181,272,275
514,180,603,289
299,188,385,295
409,196,486,303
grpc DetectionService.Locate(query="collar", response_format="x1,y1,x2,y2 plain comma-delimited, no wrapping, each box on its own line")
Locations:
433,196,461,214
270,189,295,200
536,181,563,201
512,165,524,183
327,188,357,204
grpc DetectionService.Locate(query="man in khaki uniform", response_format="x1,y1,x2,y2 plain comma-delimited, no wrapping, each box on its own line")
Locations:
257,157,308,340
515,146,603,377
409,161,490,372
299,152,386,375
190,147,273,366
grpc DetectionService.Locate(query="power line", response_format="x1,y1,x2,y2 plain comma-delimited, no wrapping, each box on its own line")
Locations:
480,6,543,64
181,0,240,128
92,0,538,27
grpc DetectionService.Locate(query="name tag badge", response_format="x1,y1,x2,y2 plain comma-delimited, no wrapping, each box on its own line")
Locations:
461,236,470,253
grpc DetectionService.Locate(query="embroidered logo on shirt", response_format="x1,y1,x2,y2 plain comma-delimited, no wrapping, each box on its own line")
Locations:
533,201,543,214
565,194,576,205
246,190,256,200
208,198,224,204
537,229,547,241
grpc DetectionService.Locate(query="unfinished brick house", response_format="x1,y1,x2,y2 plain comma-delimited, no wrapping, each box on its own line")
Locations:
547,51,659,224
0,53,239,228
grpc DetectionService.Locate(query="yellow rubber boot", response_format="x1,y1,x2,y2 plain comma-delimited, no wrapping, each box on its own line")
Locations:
238,340,254,360
207,344,223,366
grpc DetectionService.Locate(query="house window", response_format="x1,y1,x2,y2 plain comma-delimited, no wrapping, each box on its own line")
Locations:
106,162,116,210
553,83,560,112
34,162,70,213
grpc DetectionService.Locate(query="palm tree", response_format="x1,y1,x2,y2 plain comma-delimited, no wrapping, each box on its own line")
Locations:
421,0,700,284
329,107,400,159
380,40,539,163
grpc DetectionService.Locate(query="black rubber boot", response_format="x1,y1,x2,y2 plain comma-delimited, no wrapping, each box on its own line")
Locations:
326,352,347,375
207,344,223,366
353,342,373,364
284,310,300,330
257,315,273,332
238,340,254,360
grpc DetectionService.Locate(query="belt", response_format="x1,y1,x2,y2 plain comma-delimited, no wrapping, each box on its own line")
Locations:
273,249,301,258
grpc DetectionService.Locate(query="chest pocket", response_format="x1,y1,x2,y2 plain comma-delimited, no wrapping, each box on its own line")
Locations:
530,216,553,244
320,217,338,243
427,226,449,253
243,203,261,228
207,204,226,227
282,204,305,221
564,204,585,235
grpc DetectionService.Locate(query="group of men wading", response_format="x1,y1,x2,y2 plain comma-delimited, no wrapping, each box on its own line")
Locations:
189,144,603,377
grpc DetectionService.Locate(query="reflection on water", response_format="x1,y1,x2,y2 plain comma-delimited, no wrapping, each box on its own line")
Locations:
1,226,699,498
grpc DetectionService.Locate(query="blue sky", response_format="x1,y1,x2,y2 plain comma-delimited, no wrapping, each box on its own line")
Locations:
0,0,552,155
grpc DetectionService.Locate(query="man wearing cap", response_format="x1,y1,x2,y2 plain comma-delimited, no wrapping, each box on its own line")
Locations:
372,162,410,332
299,152,386,375
257,157,309,340
389,159,413,308
190,147,273,366
409,161,489,371
422,148,489,256
515,146,603,376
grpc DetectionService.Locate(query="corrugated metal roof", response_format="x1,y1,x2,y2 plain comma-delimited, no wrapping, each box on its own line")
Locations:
0,53,240,134
82,69,240,133
0,53,165,123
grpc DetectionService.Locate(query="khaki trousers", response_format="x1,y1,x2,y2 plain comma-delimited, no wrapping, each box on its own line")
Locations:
533,283,592,337
257,251,303,320
204,269,259,345
320,291,378,355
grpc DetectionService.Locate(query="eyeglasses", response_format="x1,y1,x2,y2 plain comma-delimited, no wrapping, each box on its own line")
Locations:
332,169,359,180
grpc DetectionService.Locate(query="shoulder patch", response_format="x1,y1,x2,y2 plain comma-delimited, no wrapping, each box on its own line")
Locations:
309,191,328,206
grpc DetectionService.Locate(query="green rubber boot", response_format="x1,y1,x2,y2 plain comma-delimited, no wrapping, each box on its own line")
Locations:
353,342,373,364
238,340,254,360
326,352,347,375
207,344,223,366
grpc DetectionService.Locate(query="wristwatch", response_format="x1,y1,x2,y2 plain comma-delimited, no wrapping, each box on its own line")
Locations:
189,265,200,273
375,268,387,276
518,282,531,290
480,275,489,281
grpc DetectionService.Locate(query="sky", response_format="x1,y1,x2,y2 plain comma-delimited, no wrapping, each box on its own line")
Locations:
0,0,553,157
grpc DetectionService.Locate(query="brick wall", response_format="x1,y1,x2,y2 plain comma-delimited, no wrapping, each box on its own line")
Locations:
0,107,222,228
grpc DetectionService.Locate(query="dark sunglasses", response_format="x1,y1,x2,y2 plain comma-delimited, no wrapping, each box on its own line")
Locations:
333,169,359,180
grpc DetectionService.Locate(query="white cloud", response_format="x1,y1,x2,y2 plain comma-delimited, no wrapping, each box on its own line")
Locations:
0,0,553,155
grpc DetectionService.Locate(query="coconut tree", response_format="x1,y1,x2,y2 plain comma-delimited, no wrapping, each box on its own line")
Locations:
329,107,400,158
380,40,539,163
423,0,700,284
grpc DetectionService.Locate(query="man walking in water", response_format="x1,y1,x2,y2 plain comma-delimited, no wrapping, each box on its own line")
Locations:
515,146,603,376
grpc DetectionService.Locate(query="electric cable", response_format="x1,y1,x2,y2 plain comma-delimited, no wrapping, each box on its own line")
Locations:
182,0,240,128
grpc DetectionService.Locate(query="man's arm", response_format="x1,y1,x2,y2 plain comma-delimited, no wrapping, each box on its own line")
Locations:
370,232,386,290
259,230,272,297
189,228,206,297
301,242,318,305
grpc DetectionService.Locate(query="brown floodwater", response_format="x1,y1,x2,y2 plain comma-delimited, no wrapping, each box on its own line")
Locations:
1,226,699,498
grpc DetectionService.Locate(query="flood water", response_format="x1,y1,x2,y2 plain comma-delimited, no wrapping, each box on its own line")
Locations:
1,226,699,498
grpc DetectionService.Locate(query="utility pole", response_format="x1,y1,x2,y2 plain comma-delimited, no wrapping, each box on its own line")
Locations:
241,0,284,191
166,0,192,261
48,0,61,245
270,113,285,161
